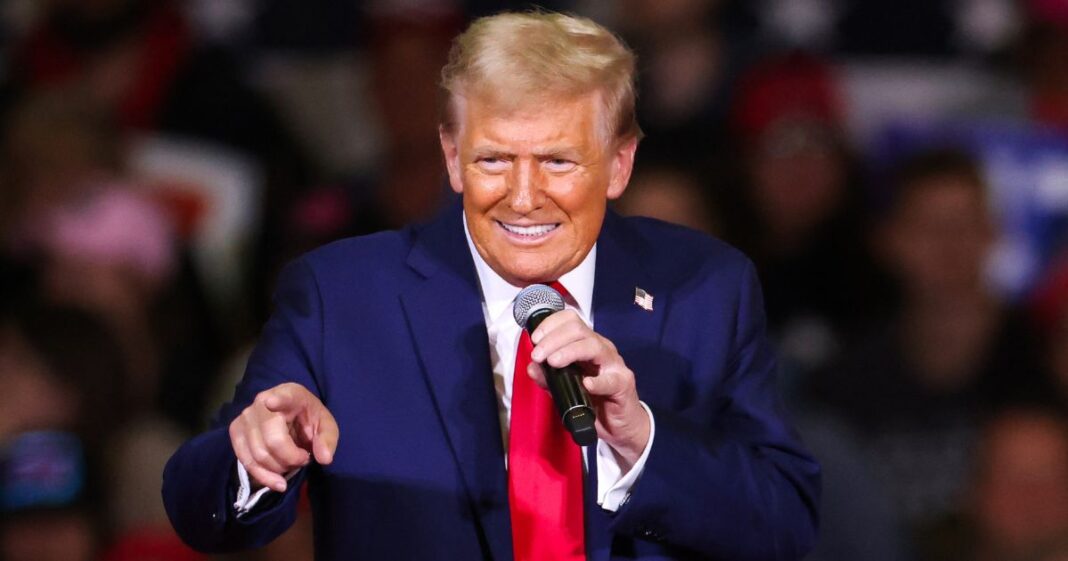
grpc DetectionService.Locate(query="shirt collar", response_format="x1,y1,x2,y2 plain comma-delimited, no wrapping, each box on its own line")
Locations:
463,211,596,325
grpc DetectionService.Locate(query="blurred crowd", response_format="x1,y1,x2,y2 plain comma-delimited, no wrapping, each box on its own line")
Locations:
2,1,1068,560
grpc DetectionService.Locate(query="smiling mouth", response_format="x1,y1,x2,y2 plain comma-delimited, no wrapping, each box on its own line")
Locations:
497,220,560,238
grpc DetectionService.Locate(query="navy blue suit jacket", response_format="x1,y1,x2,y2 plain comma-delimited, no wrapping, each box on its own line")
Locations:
163,204,820,560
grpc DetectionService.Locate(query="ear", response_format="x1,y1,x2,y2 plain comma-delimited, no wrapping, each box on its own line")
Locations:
606,136,638,200
439,125,464,194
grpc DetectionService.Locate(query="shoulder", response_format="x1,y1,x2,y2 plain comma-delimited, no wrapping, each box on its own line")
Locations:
285,227,417,293
303,228,413,269
612,214,755,284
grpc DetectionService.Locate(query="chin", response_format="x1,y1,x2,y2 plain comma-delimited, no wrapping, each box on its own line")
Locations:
498,262,561,286
502,270,546,287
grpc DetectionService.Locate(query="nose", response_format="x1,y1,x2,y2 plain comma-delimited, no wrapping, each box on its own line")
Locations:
507,159,545,214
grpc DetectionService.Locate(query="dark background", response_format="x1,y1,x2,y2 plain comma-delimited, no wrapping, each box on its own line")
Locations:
2,1,1068,560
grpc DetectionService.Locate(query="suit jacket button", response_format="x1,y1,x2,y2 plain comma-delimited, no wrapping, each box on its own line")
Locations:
638,526,663,542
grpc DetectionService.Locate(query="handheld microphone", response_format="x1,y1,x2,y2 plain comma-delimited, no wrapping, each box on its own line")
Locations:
513,284,598,447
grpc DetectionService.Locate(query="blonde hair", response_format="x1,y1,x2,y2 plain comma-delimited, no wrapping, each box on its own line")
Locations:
440,11,641,143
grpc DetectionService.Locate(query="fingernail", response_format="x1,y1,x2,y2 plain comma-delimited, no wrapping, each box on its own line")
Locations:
275,482,287,493
531,349,543,361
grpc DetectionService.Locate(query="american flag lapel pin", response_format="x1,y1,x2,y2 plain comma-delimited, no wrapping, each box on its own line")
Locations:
634,287,654,311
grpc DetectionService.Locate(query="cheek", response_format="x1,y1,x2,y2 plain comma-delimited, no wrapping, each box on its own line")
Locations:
461,174,507,212
553,173,608,215
561,192,607,240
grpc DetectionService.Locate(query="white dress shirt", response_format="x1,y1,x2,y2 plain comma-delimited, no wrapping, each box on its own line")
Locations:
234,215,654,515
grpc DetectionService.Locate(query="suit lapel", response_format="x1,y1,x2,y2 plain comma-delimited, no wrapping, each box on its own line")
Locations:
586,212,669,561
399,207,668,561
400,204,513,561
592,212,667,379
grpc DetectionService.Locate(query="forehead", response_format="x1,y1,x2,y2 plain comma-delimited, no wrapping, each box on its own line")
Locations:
451,90,610,147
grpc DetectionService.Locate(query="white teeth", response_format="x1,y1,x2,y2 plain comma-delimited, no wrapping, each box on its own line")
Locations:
499,222,558,236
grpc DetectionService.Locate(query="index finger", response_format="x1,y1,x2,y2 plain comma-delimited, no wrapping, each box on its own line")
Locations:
261,383,309,417
531,309,586,343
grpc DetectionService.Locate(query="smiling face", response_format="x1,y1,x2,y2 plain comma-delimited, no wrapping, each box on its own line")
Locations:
440,92,637,286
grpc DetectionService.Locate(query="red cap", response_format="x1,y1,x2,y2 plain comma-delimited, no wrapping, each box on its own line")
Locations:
732,52,843,143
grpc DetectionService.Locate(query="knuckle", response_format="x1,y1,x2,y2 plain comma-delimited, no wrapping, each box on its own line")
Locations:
251,447,272,464
565,321,585,337
264,431,288,449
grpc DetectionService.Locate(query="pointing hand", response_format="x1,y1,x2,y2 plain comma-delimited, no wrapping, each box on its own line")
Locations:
229,382,339,492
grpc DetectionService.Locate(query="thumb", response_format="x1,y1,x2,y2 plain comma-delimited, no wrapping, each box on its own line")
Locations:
311,407,339,465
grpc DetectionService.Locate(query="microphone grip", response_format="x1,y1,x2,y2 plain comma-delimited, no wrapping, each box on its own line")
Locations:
545,364,597,446
526,309,598,447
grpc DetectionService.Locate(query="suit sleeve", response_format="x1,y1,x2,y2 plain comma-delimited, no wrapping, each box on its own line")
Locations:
162,258,325,553
607,260,821,560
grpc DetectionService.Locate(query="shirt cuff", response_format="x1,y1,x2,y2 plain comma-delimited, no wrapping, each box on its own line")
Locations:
233,461,299,517
595,401,655,512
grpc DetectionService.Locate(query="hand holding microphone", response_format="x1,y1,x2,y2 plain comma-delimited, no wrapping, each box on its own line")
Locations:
513,285,651,468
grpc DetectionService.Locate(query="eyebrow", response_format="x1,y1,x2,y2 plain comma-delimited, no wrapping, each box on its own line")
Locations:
471,147,513,159
533,147,582,160
469,145,585,160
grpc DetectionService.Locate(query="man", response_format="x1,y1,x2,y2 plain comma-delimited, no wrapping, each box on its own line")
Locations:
162,11,819,561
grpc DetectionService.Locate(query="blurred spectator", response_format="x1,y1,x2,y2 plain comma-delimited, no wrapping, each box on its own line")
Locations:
970,407,1068,561
725,51,887,374
2,1,1067,558
2,0,312,336
0,304,126,447
365,3,462,228
0,303,124,561
615,0,756,167
5,0,304,162
1,89,223,431
0,431,100,561
809,148,1052,553
614,163,719,234
100,419,205,561
922,407,1068,561
797,412,912,561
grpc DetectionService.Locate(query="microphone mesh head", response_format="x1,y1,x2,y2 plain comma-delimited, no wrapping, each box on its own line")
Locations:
513,284,565,327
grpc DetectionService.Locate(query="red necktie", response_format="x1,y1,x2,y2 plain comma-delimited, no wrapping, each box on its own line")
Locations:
508,282,586,561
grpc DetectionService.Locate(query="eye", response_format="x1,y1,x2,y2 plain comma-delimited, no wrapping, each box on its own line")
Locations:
544,158,577,173
476,157,510,173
